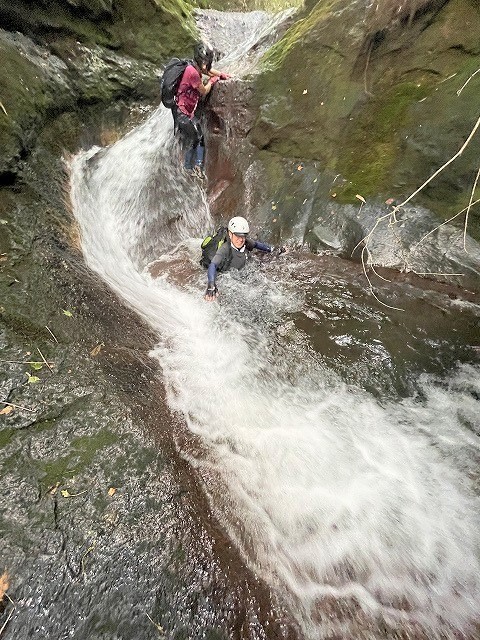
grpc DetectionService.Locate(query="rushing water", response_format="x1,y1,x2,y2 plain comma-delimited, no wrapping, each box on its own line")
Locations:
70,15,480,640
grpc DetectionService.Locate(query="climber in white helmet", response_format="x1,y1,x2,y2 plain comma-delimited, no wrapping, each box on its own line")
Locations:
203,216,286,301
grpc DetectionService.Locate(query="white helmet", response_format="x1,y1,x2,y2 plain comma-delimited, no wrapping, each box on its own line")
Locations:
228,216,249,236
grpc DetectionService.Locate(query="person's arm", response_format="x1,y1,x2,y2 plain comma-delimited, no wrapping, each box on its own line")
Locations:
252,240,274,253
205,262,218,301
250,239,288,255
197,75,219,97
209,68,232,79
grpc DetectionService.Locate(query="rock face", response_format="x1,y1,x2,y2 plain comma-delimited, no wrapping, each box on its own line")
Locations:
207,0,480,290
0,3,302,638
0,0,197,180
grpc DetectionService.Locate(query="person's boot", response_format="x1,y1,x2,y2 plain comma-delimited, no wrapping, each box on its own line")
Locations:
193,165,206,180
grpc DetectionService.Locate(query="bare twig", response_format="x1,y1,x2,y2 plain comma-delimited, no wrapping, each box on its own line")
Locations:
392,114,480,213
360,245,404,311
363,41,374,97
1,360,54,365
146,613,166,636
457,67,480,96
412,197,480,250
411,270,465,277
45,326,59,343
81,541,97,577
463,168,480,251
1,400,36,413
36,347,54,374
0,593,15,637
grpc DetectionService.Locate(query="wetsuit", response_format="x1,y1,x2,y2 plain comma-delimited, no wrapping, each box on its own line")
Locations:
207,239,273,284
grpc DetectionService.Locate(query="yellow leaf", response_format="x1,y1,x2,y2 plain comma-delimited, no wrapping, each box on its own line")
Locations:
0,571,9,601
0,405,14,415
355,194,366,204
62,310,73,317
271,204,277,210
90,343,103,357
108,487,116,496
272,218,277,223
27,375,40,384
302,89,308,95
297,165,303,171
61,489,70,497
331,193,337,198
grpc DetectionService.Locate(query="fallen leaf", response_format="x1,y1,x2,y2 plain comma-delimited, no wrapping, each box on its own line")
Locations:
271,204,277,210
272,218,277,223
385,198,395,205
355,194,366,204
313,178,318,183
90,343,103,357
61,489,70,497
302,89,308,95
108,487,116,496
62,310,73,317
0,405,14,415
320,101,324,105
27,375,40,384
0,572,9,601
297,165,303,171
30,362,43,371
49,482,60,495
331,193,337,198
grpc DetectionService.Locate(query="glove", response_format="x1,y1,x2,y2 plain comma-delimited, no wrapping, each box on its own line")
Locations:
210,76,219,86
204,283,218,300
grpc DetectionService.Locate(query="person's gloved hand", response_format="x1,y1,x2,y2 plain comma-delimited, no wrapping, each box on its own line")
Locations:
210,76,220,86
204,283,218,301
271,245,288,255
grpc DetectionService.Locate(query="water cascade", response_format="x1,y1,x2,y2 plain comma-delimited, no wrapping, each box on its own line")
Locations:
71,12,480,639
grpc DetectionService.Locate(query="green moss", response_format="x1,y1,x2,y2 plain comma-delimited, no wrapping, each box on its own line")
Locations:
0,427,14,448
109,0,198,63
39,430,118,488
262,0,337,71
335,82,430,202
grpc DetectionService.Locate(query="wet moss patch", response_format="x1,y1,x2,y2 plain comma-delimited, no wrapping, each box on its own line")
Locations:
335,82,430,202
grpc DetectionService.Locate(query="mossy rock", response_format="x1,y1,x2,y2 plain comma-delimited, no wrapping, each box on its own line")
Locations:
249,0,480,234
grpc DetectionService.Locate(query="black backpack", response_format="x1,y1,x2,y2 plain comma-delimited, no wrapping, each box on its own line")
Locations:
200,226,230,269
159,58,190,109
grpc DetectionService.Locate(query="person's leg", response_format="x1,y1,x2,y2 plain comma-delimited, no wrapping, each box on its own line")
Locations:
184,146,195,170
188,117,205,178
194,143,204,168
176,113,198,170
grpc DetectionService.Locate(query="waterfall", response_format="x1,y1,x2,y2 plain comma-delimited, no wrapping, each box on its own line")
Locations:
70,14,480,640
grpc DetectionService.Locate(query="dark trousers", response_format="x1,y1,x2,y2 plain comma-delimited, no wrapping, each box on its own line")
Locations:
174,109,205,170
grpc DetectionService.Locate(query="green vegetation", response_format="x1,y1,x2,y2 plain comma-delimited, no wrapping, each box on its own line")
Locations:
262,0,335,71
39,430,119,489
335,82,430,202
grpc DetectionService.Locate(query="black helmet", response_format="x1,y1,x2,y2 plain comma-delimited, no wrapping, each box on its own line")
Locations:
193,42,214,72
